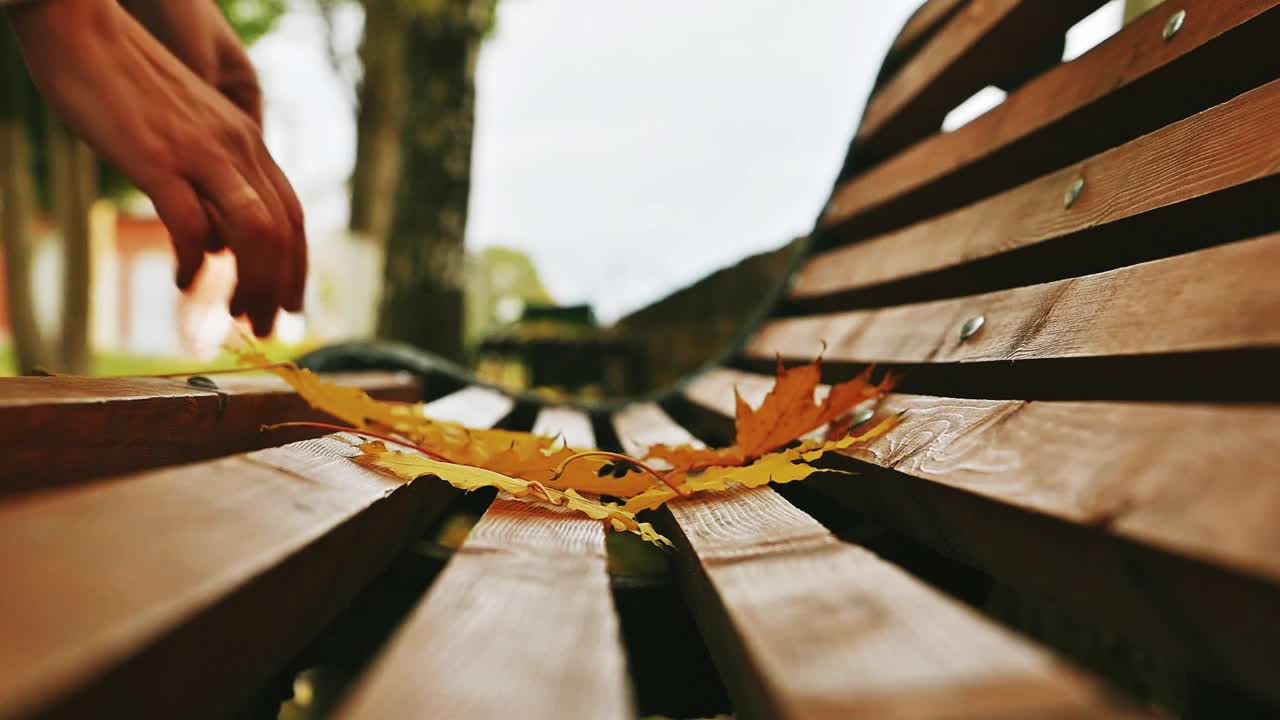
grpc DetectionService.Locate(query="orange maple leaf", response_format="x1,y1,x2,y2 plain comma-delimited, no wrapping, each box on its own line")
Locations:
648,358,896,472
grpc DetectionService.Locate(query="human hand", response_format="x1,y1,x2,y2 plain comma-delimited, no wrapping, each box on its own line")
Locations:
120,0,263,123
6,0,305,336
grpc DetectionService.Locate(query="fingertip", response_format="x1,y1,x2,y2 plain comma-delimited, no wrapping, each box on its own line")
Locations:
249,307,275,338
285,246,306,312
229,292,246,319
176,258,202,292
146,178,212,292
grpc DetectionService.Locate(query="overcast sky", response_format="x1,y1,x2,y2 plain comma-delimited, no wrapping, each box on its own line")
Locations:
250,0,1122,323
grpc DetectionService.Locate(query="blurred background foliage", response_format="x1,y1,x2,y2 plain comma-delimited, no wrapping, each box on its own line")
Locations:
0,0,796,395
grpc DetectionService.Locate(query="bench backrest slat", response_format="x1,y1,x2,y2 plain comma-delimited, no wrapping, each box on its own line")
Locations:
722,7,1280,691
852,0,1108,167
798,74,1280,310
826,0,1280,244
762,234,1280,370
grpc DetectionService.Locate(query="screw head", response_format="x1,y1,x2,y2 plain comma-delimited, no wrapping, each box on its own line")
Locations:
959,314,985,341
851,406,876,427
187,375,218,390
1163,9,1186,40
1064,178,1085,209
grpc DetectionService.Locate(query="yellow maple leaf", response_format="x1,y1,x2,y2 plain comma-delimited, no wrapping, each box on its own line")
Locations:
234,345,896,520
353,441,672,547
236,347,659,497
625,412,901,513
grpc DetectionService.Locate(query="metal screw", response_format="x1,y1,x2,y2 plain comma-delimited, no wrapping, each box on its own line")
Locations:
851,406,876,427
1063,178,1085,209
1163,9,1186,41
959,315,985,341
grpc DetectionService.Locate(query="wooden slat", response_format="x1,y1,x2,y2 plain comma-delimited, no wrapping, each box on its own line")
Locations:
0,435,450,720
684,371,1280,582
335,405,631,719
885,0,968,68
419,384,514,424
611,404,1138,720
760,233,1280,366
824,0,1280,242
853,0,1107,162
532,406,596,446
680,373,1280,704
803,73,1280,304
0,372,417,495
802,74,1280,302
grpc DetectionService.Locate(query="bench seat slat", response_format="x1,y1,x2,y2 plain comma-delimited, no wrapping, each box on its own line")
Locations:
854,0,1108,162
334,405,631,719
802,74,1280,302
417,384,514,424
759,232,1280,366
0,372,417,495
0,436,450,720
611,403,1139,720
681,372,1280,706
824,0,1280,242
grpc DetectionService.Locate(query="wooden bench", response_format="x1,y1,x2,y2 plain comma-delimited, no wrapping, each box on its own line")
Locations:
4,1,1279,717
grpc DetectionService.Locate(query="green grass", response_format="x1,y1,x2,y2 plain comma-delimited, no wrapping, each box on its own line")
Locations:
0,340,316,377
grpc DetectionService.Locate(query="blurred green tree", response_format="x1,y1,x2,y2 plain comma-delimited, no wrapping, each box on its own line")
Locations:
376,0,498,362
318,0,497,361
216,0,287,45
0,24,46,374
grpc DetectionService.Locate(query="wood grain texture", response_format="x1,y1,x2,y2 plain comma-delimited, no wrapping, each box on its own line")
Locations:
854,0,1107,162
419,385,514,425
685,368,1280,583
334,406,632,719
0,372,418,494
759,233,1280,365
885,0,968,66
0,435,450,720
824,0,1280,236
681,372,1280,705
612,402,704,454
532,406,596,447
802,74,1280,299
612,405,1139,719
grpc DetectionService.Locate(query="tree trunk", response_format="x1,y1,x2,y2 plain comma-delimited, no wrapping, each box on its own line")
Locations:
348,0,405,244
376,4,491,362
0,26,48,375
50,122,96,374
